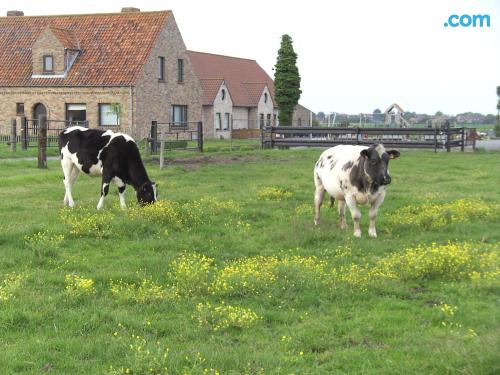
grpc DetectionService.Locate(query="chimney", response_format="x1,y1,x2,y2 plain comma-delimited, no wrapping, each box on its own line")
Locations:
121,7,140,13
7,10,24,16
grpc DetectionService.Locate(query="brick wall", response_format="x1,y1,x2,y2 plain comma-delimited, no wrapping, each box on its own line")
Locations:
0,86,132,134
134,15,203,139
32,28,65,75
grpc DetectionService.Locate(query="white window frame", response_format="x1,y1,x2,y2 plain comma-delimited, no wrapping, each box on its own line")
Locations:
99,103,120,126
215,113,222,130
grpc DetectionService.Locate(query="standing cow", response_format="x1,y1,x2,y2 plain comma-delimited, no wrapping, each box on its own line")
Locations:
313,144,400,237
58,126,157,209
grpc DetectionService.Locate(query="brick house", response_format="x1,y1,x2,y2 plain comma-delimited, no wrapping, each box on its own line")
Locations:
0,8,202,139
188,51,314,139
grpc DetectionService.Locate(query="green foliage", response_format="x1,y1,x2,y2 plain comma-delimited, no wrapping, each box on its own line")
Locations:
274,34,301,126
0,148,499,373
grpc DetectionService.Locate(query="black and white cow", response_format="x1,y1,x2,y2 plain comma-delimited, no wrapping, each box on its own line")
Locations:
313,144,400,237
58,126,157,209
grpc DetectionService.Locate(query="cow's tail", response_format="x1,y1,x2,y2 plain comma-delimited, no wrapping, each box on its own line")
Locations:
329,196,335,208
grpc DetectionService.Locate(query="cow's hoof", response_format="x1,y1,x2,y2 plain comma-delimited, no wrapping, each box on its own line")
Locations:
340,223,348,230
368,231,377,238
353,230,361,238
314,220,320,226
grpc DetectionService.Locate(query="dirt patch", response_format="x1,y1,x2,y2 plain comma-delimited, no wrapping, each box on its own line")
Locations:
157,154,261,171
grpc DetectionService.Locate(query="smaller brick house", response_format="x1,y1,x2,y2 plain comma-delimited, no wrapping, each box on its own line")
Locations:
0,9,202,139
188,51,315,138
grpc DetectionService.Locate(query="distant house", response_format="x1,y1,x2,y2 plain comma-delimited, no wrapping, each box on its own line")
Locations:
0,8,202,138
188,51,314,139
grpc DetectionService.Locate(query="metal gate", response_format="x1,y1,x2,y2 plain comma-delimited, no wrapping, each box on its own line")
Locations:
20,118,88,148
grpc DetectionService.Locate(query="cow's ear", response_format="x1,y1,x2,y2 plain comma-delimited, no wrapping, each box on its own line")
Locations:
387,150,400,159
360,149,370,159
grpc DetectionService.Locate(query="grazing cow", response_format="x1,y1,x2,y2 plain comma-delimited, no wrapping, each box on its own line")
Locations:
313,144,400,237
58,126,157,209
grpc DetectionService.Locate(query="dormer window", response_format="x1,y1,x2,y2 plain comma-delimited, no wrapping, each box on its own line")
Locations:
43,55,53,73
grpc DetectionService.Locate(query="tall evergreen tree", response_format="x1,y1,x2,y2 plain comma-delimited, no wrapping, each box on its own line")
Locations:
274,34,301,126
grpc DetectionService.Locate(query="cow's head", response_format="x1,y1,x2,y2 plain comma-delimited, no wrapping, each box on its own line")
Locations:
137,181,157,205
360,144,400,186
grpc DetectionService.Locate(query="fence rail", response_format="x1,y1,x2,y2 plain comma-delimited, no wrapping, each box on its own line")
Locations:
262,126,477,152
147,121,203,168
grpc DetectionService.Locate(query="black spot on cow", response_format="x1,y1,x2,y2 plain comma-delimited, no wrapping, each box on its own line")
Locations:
349,159,369,193
327,155,332,159
330,160,337,170
59,129,110,174
342,161,353,171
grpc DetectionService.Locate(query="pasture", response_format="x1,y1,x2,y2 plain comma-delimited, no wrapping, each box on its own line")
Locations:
0,147,499,374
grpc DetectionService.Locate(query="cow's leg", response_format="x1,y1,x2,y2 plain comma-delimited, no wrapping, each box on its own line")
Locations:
314,173,325,226
338,199,348,230
61,158,76,208
113,177,127,209
345,195,362,237
97,173,112,210
368,192,386,238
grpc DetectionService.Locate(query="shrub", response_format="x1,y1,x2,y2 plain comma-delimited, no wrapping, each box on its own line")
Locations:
65,273,96,297
193,302,260,331
389,199,497,229
257,186,293,201
110,278,174,303
60,208,114,238
24,231,64,258
108,323,170,375
0,273,25,302
168,252,214,296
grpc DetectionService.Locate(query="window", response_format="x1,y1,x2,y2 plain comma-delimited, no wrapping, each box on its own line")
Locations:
158,56,165,81
224,113,230,130
264,93,268,103
99,104,120,126
266,114,271,127
259,113,264,128
16,103,24,115
177,59,184,83
215,113,222,130
43,55,53,72
221,89,226,100
66,103,87,124
172,105,187,127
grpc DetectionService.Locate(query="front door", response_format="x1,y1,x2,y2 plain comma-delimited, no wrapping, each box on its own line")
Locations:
33,103,47,134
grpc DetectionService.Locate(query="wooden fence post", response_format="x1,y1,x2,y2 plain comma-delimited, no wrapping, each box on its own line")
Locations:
21,116,28,150
460,127,465,152
10,118,17,152
150,121,158,154
38,115,47,169
159,125,165,169
260,123,265,150
445,127,451,153
197,121,204,152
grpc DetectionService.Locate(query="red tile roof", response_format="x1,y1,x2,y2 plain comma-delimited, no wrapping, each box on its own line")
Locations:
49,26,80,50
0,11,171,86
187,51,275,107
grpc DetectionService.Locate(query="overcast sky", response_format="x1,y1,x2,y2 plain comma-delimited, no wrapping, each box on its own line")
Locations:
2,0,499,115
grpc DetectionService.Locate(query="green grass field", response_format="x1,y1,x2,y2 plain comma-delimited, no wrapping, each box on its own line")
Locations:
0,147,499,374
